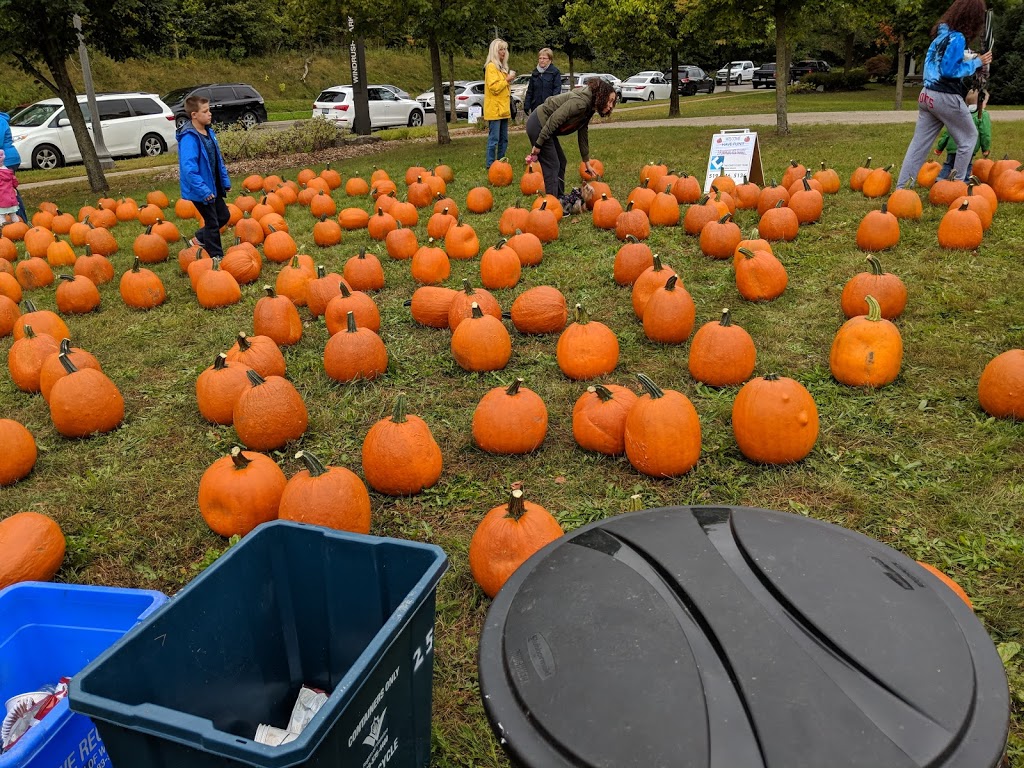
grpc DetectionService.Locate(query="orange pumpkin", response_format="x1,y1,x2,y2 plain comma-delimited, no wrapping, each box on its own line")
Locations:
829,295,903,387
978,349,1024,419
510,286,567,334
0,512,65,588
856,202,900,251
472,379,548,454
361,394,443,496
732,373,818,463
572,384,638,455
556,303,619,380
841,255,907,319
278,451,371,533
688,308,756,387
624,373,701,477
198,447,287,537
937,200,983,250
0,420,37,486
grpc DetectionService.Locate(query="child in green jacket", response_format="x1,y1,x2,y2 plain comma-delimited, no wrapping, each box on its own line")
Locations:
934,90,991,180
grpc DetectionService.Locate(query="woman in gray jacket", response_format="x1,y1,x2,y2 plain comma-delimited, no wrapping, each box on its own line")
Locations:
525,78,617,201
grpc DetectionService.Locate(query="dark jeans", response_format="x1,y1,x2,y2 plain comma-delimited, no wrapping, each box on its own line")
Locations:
15,189,25,223
192,196,231,260
937,152,974,181
526,111,566,198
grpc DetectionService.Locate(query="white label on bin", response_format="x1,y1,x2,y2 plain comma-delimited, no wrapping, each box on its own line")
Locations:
348,666,399,748
412,628,434,673
60,726,110,768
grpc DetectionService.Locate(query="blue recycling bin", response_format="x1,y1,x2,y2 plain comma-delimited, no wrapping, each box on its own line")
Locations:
69,521,449,768
0,581,167,767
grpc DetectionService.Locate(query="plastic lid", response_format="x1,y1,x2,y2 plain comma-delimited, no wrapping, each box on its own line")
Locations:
478,506,1009,768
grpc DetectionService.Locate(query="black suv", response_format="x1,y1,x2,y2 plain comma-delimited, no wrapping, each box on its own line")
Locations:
790,60,831,82
677,66,715,96
163,84,268,130
752,63,776,88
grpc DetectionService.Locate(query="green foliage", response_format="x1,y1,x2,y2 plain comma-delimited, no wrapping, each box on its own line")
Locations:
988,0,1024,106
216,118,341,161
802,69,871,90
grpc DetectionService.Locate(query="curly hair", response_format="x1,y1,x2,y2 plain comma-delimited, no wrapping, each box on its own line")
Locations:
586,78,616,114
934,0,987,40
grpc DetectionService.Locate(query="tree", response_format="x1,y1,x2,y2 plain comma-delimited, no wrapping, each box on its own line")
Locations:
988,0,1024,105
0,0,167,190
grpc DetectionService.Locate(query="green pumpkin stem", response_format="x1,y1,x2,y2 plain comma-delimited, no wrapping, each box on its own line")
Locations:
470,302,483,319
718,212,732,224
339,282,352,297
295,450,328,477
346,310,358,333
719,308,732,327
392,394,409,424
213,352,228,370
461,278,475,295
764,372,781,382
865,255,883,275
22,299,37,313
664,274,679,291
245,368,265,387
636,373,664,398
863,156,872,168
22,324,35,339
573,303,590,324
506,378,523,396
738,247,756,260
59,338,72,355
652,254,665,271
592,384,614,402
628,494,644,512
317,264,326,278
236,332,251,351
58,351,78,375
230,446,252,469
865,295,882,322
58,274,76,283
263,285,276,298
132,257,142,272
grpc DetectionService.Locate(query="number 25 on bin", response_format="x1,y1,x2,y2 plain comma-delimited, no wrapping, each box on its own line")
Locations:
412,629,434,672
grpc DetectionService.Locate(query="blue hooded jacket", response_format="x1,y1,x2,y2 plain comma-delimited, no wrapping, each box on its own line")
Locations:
176,123,231,201
0,113,23,169
923,23,982,93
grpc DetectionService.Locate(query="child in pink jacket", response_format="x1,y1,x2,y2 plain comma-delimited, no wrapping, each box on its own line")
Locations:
0,150,19,224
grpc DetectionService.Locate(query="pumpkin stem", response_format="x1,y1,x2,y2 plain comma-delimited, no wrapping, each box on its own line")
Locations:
230,446,252,469
865,255,883,275
461,278,474,295
628,494,644,513
236,332,251,351
625,234,639,244
505,488,527,521
346,310,358,333
317,264,326,278
263,285,276,297
652,253,664,271
664,274,679,291
865,295,882,322
573,303,590,324
764,373,780,381
698,193,710,205
470,302,483,319
880,202,889,215
295,450,328,477
719,308,732,327
774,199,785,209
636,373,664,399
801,178,812,191
948,170,959,181
132,256,143,273
789,159,799,168
863,156,872,168
495,237,508,250
718,212,732,224
591,384,615,402
22,324,35,339
967,184,975,196
58,351,78,375
506,378,524,396
22,298,38,313
738,247,756,259
58,274,76,283
339,282,352,297
245,368,265,387
213,352,228,370
57,338,71,356
957,199,970,211
391,394,408,424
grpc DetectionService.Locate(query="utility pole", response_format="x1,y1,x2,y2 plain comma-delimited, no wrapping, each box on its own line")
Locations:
73,14,114,170
347,17,371,136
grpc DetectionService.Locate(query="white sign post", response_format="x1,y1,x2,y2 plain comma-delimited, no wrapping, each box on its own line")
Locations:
703,129,765,192
468,106,483,124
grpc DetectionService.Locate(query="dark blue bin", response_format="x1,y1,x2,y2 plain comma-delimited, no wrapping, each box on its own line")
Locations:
69,521,448,768
0,582,167,767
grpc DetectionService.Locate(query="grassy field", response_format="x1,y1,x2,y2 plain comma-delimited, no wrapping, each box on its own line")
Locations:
5,122,1024,765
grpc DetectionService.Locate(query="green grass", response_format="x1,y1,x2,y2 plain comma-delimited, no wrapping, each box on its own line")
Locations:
18,154,176,185
7,122,1024,766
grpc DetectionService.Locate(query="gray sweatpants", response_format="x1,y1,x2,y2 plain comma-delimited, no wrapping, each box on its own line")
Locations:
896,88,978,187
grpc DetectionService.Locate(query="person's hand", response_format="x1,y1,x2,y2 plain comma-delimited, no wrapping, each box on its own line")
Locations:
982,150,990,157
204,194,215,203
980,51,993,66
583,164,597,178
933,148,942,155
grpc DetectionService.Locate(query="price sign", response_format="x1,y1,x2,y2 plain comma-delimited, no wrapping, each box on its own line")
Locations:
703,129,764,192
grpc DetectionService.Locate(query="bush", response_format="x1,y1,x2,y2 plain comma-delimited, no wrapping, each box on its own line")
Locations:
801,70,870,91
864,55,895,81
217,118,342,161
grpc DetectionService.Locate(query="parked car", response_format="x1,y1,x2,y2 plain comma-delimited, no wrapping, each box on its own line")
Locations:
572,72,623,97
752,62,777,88
312,85,424,130
790,60,831,81
509,73,532,105
377,84,410,101
162,84,267,130
715,61,756,85
619,73,672,102
677,66,715,96
8,92,176,170
416,80,521,119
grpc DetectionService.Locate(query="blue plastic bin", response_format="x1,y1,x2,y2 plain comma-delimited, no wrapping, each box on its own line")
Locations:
0,582,167,767
69,521,449,768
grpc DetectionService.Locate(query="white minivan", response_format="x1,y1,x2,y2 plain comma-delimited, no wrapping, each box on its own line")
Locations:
715,61,756,85
9,92,177,170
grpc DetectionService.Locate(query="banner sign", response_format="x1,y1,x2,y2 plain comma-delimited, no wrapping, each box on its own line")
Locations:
703,129,764,192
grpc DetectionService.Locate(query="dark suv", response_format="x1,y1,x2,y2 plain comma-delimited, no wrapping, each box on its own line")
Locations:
163,84,268,130
752,63,777,88
677,66,715,96
790,60,831,82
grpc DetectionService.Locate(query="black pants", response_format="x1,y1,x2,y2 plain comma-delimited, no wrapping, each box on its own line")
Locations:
526,111,566,198
192,196,231,260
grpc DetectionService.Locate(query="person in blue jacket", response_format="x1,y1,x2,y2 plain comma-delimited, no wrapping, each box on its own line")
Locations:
524,48,561,116
177,95,231,259
896,0,993,187
0,111,26,222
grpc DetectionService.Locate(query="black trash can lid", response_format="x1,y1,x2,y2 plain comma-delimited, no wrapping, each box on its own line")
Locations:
478,506,1009,768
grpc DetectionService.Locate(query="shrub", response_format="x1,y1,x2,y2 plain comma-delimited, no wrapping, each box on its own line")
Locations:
864,55,895,81
801,70,870,91
217,118,342,161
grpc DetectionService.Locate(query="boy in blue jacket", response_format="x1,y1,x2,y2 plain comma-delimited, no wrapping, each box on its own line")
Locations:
177,95,231,258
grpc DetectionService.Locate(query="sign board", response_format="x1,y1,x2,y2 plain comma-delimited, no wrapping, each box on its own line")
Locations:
703,129,764,192
468,106,483,124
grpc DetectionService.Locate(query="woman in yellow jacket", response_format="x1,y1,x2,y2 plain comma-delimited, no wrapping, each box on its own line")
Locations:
484,39,516,169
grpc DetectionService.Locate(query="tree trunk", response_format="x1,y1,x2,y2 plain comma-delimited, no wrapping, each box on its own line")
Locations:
40,41,107,191
844,32,855,72
775,4,790,136
668,49,679,117
568,52,575,86
430,37,450,145
894,36,906,111
447,49,457,125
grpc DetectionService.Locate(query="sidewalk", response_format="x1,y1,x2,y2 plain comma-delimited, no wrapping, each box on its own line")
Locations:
20,110,1024,190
